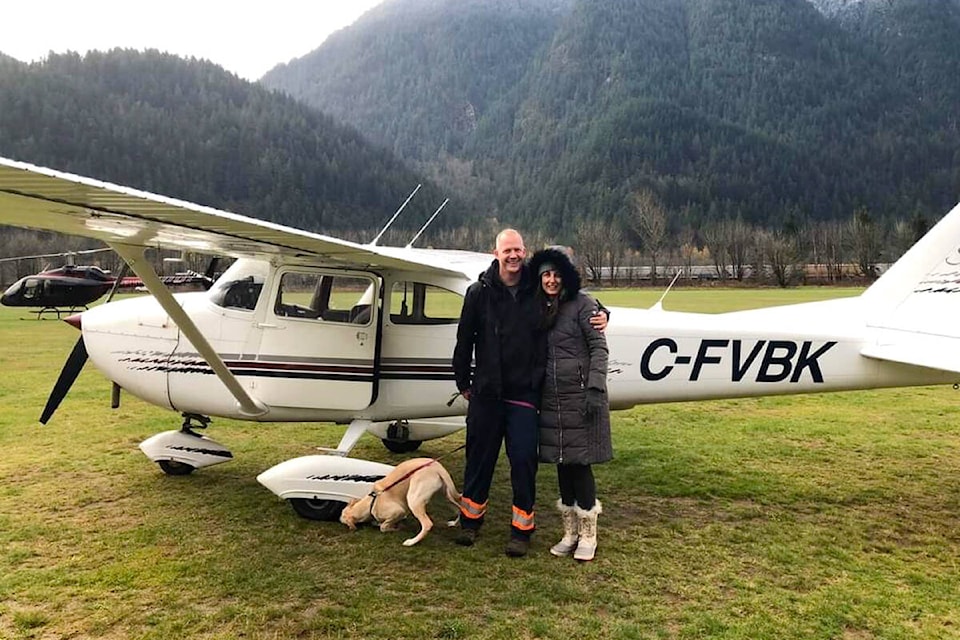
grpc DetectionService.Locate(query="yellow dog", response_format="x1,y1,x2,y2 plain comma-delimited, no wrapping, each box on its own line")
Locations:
339,457,461,546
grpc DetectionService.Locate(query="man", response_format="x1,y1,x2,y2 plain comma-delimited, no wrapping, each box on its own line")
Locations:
452,229,606,557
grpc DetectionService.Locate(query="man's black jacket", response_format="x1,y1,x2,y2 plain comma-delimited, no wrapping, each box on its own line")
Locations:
453,259,545,401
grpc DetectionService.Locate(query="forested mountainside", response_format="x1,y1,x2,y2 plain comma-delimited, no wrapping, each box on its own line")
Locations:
263,0,960,237
262,0,573,162
0,50,450,241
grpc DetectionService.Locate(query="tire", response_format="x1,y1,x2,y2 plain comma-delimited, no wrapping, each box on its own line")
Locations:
158,460,195,476
289,498,346,521
381,438,422,453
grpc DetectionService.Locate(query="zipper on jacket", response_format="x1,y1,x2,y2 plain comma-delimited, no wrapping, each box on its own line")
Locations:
578,364,585,390
553,342,563,464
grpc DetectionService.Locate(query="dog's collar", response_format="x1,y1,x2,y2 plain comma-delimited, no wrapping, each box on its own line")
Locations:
367,490,381,525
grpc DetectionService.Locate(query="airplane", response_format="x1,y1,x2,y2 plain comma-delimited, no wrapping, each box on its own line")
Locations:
1,155,959,524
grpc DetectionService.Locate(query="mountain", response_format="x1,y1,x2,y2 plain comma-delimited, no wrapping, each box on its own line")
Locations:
263,0,960,237
262,0,573,163
0,49,449,240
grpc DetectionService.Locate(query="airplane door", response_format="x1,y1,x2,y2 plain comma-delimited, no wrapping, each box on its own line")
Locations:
253,268,380,411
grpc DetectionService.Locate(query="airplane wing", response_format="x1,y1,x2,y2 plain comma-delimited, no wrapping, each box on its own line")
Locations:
0,157,479,279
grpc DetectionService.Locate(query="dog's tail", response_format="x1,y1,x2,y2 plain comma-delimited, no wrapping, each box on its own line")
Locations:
436,463,461,508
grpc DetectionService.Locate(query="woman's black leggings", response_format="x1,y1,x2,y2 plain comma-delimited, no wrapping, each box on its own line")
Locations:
557,463,596,510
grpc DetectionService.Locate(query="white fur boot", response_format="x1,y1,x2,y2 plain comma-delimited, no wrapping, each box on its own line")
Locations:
550,500,579,557
573,501,602,562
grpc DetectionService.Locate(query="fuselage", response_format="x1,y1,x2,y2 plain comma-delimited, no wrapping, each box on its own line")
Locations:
75,257,958,424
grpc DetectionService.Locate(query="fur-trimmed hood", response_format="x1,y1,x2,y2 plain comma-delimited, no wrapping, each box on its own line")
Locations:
528,247,582,300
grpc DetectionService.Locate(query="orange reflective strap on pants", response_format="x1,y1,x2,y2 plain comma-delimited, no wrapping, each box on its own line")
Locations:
511,505,535,532
460,495,487,521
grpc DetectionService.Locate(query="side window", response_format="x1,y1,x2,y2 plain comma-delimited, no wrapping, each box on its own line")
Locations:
275,272,375,325
22,278,42,301
389,282,462,325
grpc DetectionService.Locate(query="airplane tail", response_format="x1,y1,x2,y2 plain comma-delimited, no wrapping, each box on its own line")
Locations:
858,201,960,374
860,201,960,309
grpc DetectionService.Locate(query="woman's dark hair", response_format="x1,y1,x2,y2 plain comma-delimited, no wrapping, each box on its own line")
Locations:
529,248,581,330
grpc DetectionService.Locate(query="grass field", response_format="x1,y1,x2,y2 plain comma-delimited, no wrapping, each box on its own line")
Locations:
3,287,960,639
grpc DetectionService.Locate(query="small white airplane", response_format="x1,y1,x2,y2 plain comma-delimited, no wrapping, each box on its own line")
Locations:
1,156,959,522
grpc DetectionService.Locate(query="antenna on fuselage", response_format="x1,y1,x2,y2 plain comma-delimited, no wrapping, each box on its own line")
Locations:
650,269,684,312
406,198,449,248
369,184,422,247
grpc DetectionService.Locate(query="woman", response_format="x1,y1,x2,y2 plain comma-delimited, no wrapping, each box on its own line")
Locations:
529,247,613,562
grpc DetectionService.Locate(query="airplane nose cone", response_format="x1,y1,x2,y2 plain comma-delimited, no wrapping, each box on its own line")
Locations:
63,313,82,331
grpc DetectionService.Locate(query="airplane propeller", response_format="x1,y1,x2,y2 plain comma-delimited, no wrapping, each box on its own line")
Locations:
39,261,128,424
40,332,87,424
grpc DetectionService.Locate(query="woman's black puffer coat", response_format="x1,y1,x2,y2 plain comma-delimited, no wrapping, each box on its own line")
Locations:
530,248,613,466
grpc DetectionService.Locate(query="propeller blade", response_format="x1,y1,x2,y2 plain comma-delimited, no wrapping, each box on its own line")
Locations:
40,336,88,424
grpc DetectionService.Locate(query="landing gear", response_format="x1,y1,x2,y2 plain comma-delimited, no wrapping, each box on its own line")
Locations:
289,498,346,521
381,438,422,453
381,420,422,453
158,460,195,476
139,413,233,473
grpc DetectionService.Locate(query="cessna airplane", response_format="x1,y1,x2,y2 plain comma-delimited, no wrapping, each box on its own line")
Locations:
1,156,958,523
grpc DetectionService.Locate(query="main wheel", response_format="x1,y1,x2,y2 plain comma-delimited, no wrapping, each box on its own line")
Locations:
289,498,346,521
158,460,195,476
381,438,422,453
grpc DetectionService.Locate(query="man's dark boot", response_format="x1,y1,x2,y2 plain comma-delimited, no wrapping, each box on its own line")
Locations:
455,527,478,546
505,536,530,557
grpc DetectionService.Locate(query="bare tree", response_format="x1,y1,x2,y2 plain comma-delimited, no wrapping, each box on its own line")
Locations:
761,229,802,287
628,189,669,285
808,220,846,282
604,224,626,285
701,221,730,280
848,206,882,279
702,217,754,281
575,219,607,285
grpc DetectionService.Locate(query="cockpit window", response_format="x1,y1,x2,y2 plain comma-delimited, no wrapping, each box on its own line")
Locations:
208,260,266,311
209,276,262,310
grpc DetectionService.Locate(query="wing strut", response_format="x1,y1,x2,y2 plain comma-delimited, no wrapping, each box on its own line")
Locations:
109,243,267,417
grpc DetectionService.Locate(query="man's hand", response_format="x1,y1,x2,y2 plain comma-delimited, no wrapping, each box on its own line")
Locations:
461,389,472,402
589,309,609,332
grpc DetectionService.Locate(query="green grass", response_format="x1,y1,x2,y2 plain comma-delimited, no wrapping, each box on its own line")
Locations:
3,287,960,639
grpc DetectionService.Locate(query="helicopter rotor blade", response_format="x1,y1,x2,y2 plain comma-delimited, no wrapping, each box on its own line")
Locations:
103,261,129,304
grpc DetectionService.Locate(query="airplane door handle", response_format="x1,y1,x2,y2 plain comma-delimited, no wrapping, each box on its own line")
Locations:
356,331,368,345
256,322,282,329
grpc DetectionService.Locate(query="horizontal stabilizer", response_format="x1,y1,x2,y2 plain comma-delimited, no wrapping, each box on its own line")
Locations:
862,332,960,376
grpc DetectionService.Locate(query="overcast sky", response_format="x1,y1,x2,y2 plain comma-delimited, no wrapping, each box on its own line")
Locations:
3,1,386,81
